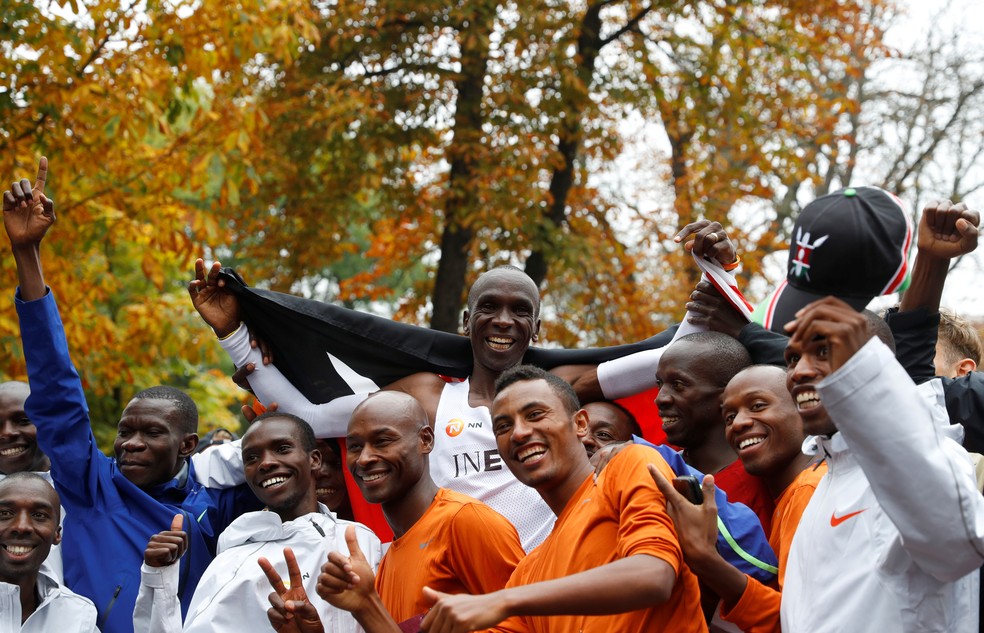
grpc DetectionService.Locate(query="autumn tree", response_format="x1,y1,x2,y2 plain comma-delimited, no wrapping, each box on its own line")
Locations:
0,0,322,443
183,0,907,345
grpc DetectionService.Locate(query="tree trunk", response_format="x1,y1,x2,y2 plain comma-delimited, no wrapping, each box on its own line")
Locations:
430,2,496,332
525,2,605,288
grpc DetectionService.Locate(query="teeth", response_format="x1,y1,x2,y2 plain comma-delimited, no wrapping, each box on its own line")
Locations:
739,437,764,450
796,391,821,409
262,476,288,488
4,545,34,555
517,446,546,462
362,473,385,482
0,447,27,457
487,337,514,350
316,488,335,496
661,416,679,425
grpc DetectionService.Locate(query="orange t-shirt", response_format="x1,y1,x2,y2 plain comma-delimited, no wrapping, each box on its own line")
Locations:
497,444,707,633
374,488,523,624
721,462,827,633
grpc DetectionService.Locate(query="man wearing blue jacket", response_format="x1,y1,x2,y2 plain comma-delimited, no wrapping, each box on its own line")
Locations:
3,158,261,633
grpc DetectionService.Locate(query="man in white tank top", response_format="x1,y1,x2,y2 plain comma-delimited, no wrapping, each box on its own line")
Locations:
366,266,556,549
194,264,558,550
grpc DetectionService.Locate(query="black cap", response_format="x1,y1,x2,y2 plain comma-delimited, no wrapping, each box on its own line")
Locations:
761,187,912,333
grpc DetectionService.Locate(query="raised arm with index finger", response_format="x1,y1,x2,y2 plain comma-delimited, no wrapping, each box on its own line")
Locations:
3,156,54,301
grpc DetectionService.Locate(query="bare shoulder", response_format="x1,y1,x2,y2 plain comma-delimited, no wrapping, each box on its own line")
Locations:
383,372,447,420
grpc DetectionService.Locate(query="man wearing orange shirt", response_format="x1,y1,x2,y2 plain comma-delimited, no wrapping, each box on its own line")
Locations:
420,365,706,633
268,391,523,632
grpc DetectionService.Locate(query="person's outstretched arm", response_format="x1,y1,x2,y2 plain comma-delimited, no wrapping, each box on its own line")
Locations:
189,259,369,437
6,158,108,508
889,200,980,384
899,200,979,316
566,221,743,402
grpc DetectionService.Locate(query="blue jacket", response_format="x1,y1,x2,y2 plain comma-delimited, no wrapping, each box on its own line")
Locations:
16,290,261,633
634,436,779,584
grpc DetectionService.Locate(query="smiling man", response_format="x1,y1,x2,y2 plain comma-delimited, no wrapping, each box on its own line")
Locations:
314,438,353,520
280,391,523,632
421,365,707,633
0,381,63,583
655,332,774,531
579,401,641,459
0,473,96,632
4,159,262,633
133,412,381,633
779,297,984,633
0,382,48,476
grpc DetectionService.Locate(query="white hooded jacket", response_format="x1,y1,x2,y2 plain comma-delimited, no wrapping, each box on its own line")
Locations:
0,571,96,633
781,339,984,633
132,505,381,633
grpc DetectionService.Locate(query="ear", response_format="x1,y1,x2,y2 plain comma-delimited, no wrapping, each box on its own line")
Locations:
957,358,977,377
462,309,471,336
532,317,541,343
179,433,199,458
419,425,435,455
573,408,589,438
310,447,323,472
53,525,62,547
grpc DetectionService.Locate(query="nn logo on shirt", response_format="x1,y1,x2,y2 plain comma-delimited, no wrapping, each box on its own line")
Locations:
445,418,482,437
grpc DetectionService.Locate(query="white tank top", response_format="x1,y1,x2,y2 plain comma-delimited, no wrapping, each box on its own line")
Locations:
431,379,554,551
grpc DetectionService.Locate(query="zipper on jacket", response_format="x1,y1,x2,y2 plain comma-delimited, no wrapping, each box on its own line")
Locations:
311,519,326,537
98,584,122,629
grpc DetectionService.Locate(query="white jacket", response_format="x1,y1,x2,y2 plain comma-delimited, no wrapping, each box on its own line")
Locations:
782,339,984,633
0,572,96,633
132,505,381,633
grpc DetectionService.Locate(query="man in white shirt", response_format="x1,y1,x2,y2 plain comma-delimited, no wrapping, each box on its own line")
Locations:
133,412,381,633
779,297,984,632
0,472,96,632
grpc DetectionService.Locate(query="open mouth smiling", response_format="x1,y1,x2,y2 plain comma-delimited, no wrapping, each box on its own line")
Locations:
516,445,547,464
794,389,822,412
0,446,27,457
261,475,291,489
737,436,766,452
2,543,37,557
359,471,387,483
486,336,515,351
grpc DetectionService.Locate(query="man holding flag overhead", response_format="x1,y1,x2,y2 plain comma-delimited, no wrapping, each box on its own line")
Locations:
187,221,770,554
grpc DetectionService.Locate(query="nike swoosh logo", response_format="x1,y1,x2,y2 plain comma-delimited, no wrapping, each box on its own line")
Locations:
830,508,866,527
